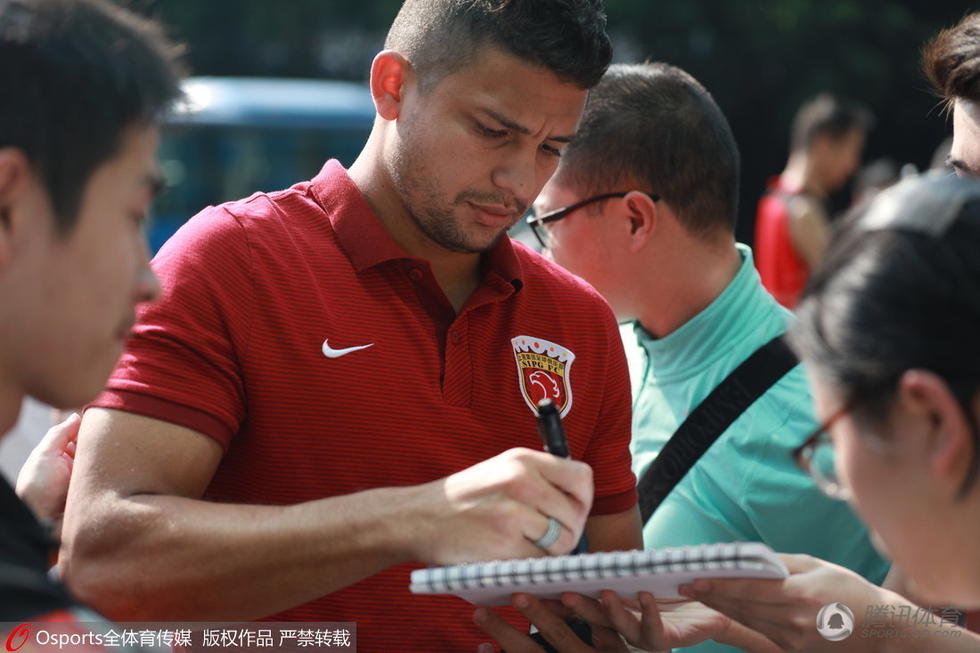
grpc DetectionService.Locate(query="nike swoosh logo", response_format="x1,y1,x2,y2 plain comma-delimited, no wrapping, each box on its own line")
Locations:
322,339,374,359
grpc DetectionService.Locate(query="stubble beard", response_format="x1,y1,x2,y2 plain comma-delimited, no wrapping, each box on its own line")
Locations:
389,146,514,255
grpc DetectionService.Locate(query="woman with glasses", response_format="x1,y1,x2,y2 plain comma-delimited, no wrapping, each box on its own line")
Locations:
478,173,980,652
672,171,980,650
672,172,980,651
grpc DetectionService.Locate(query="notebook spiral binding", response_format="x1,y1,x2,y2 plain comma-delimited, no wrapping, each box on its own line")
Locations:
410,542,767,594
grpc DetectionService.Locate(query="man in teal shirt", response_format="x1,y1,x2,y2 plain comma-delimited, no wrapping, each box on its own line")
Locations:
526,62,889,652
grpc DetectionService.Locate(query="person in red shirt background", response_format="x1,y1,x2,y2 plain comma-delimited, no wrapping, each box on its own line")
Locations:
754,94,872,308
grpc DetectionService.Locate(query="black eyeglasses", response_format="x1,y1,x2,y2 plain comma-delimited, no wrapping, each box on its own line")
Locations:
793,404,852,501
795,374,980,502
525,191,659,250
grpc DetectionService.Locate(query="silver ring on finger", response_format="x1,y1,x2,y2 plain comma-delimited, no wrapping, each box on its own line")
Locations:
531,516,562,549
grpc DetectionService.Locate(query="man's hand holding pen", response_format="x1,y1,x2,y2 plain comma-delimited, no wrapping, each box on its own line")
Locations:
535,399,589,555
401,447,594,565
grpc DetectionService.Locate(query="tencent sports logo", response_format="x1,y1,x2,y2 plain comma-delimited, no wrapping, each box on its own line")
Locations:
511,336,575,417
816,602,855,641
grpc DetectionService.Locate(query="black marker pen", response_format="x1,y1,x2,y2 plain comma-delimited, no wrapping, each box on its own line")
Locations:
536,398,588,554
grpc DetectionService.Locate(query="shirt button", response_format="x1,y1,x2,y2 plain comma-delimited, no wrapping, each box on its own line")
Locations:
451,331,462,345
408,268,423,282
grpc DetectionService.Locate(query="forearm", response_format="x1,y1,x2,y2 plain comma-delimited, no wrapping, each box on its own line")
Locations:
61,485,413,621
63,409,594,623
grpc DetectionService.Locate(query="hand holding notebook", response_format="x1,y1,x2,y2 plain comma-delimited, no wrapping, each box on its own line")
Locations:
411,541,788,606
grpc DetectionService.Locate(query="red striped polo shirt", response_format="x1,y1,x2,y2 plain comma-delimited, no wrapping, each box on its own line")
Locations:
93,160,637,651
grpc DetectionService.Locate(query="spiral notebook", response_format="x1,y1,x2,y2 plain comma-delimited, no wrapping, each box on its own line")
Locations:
409,542,788,606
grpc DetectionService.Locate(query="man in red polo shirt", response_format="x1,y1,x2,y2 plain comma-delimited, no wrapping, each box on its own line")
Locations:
59,1,642,650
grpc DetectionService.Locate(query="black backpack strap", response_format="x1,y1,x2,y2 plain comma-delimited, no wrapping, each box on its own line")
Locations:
637,335,799,526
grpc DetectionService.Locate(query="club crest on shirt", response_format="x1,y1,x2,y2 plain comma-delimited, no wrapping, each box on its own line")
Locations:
511,335,575,418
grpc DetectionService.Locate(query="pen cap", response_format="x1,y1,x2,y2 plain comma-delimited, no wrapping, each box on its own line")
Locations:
536,398,570,458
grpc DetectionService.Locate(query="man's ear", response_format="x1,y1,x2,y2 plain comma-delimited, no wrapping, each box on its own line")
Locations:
622,190,658,253
369,50,415,121
897,369,977,498
0,148,34,272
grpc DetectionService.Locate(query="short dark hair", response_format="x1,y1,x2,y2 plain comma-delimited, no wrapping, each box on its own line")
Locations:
556,62,740,238
0,0,182,232
790,93,874,153
384,0,611,91
790,174,980,489
923,11,980,106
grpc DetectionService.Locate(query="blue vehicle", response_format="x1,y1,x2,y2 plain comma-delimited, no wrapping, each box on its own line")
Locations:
151,76,376,251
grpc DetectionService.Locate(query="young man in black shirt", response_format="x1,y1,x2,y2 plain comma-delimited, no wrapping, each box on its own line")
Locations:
0,0,181,625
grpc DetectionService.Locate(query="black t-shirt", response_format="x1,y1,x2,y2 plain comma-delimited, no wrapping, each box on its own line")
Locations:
0,480,162,652
0,475,75,620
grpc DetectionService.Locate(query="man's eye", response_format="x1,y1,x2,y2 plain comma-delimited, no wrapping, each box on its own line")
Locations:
541,144,562,158
477,123,507,138
952,163,978,180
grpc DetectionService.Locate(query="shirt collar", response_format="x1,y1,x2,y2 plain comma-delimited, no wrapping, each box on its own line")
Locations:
310,160,407,271
631,244,783,379
309,159,523,291
482,234,525,293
